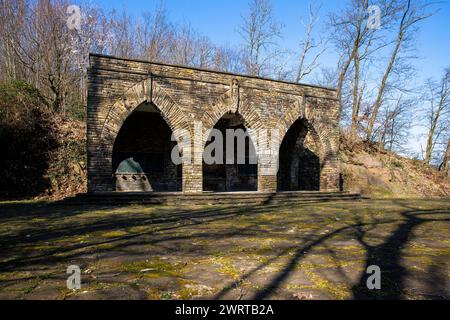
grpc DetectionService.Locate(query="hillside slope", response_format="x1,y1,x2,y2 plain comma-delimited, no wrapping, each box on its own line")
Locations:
340,133,449,198
44,116,87,199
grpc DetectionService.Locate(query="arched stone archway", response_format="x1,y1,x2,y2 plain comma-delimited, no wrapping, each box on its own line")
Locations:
276,99,339,191
198,83,278,192
277,118,321,191
100,78,190,151
112,103,182,192
87,54,341,194
92,77,192,193
198,85,265,146
202,112,258,192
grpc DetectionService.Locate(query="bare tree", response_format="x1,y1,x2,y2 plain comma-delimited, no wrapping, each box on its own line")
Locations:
0,0,28,81
295,4,327,83
212,45,244,73
366,0,433,140
0,0,124,114
8,0,76,113
328,0,402,135
312,67,339,88
69,5,111,106
423,69,450,165
135,7,175,63
329,0,374,108
439,138,449,174
377,94,414,152
239,0,283,77
108,10,136,59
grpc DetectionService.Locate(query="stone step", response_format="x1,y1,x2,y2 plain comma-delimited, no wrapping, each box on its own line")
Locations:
73,191,355,199
59,191,362,206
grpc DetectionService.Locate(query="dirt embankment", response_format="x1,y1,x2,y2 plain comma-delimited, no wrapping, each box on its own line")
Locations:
340,133,449,198
44,116,87,200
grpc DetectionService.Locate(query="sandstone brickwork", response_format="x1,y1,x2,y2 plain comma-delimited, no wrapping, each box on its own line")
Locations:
87,54,341,193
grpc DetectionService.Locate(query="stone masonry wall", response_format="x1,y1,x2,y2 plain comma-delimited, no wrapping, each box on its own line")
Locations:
87,54,341,193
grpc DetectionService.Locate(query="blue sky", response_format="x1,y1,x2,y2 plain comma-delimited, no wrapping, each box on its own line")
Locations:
91,0,449,83
89,0,449,156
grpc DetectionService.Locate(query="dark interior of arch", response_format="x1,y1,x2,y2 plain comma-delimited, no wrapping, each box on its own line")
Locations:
203,113,257,192
278,118,320,191
112,103,181,192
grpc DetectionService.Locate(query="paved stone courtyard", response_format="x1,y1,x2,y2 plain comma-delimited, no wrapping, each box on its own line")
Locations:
0,199,448,300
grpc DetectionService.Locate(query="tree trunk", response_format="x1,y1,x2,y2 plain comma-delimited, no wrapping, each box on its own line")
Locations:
439,138,450,174
425,98,444,164
350,50,360,136
424,127,434,164
366,0,411,140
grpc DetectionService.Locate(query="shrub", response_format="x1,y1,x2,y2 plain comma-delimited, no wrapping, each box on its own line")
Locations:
0,80,57,199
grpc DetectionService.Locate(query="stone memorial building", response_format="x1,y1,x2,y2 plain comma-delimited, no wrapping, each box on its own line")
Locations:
87,54,340,194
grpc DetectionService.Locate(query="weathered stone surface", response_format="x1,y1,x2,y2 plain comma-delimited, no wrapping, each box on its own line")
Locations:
87,54,341,193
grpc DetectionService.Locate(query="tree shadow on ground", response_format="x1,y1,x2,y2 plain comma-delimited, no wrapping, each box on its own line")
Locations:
0,200,449,300
214,201,450,300
0,202,303,272
351,206,450,299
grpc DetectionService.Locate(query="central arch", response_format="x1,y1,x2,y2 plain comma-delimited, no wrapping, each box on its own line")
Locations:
203,112,258,192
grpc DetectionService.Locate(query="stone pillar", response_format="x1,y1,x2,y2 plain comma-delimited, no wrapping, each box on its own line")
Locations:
87,143,114,193
306,97,341,192
320,158,340,192
257,150,278,192
87,159,113,192
182,164,203,193
258,159,277,192
258,174,277,192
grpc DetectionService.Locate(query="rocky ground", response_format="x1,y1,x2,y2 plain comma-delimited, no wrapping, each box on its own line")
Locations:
0,199,448,300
